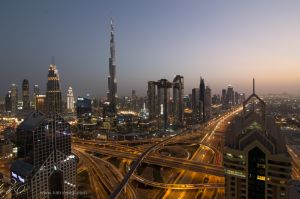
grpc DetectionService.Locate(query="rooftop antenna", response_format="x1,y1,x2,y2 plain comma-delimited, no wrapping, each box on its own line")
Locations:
252,78,255,111
110,12,114,32
253,78,255,94
51,56,55,65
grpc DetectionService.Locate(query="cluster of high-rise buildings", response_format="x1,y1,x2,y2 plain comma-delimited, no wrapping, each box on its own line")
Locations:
5,62,77,198
2,16,297,199
221,85,246,109
190,77,212,123
3,64,76,116
147,76,247,131
5,82,30,114
118,90,146,113
147,76,184,131
6,19,122,198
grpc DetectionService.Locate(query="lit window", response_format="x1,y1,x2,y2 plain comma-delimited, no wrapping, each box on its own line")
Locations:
280,180,285,184
226,153,233,158
257,175,265,181
280,192,286,196
225,169,246,177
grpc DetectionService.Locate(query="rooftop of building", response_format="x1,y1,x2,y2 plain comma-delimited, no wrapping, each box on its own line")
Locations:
11,159,33,177
17,111,46,131
225,79,288,155
225,113,287,154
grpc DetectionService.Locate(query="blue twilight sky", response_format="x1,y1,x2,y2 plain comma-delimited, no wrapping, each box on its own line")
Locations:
1,0,300,99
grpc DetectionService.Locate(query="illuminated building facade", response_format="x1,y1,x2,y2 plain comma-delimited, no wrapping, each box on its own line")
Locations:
107,19,118,115
35,95,46,113
33,85,39,96
172,75,184,127
11,84,18,114
5,90,12,112
45,64,62,113
67,87,75,112
33,85,40,108
0,137,13,159
11,112,76,199
22,79,30,111
224,80,291,199
76,97,92,119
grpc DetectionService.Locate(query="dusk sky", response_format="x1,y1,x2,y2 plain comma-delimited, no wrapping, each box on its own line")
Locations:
1,0,300,99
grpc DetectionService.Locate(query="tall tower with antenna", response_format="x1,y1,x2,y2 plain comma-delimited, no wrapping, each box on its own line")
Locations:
107,18,118,115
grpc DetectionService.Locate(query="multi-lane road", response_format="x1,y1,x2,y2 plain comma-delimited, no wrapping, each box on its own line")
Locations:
160,107,241,199
74,143,224,176
73,148,138,199
73,107,242,199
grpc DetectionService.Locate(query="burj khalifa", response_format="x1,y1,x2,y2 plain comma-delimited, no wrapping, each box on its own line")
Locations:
107,19,118,115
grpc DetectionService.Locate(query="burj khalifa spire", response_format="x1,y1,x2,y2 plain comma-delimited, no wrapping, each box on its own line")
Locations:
107,18,118,115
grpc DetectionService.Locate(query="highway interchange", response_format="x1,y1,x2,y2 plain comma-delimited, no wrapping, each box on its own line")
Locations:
73,107,242,199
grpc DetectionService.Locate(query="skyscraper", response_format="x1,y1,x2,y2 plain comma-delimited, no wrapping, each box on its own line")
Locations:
192,88,200,121
22,79,30,111
33,84,39,96
11,84,18,114
11,112,76,199
5,90,12,112
221,89,227,108
67,86,75,113
157,79,172,131
45,64,62,113
33,84,39,108
107,19,118,115
224,80,291,199
199,77,205,122
147,81,157,120
172,75,184,127
204,86,212,120
35,95,46,113
131,90,137,111
226,85,234,109
234,91,240,105
76,96,92,119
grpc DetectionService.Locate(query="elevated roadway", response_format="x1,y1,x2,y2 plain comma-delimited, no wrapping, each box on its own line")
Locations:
132,172,224,190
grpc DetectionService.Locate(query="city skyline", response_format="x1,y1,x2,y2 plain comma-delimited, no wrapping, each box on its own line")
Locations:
1,0,300,99
1,1,300,198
